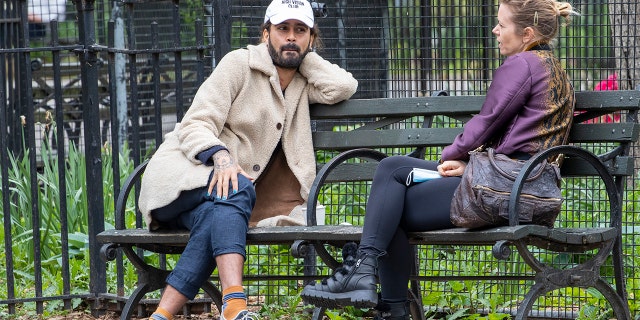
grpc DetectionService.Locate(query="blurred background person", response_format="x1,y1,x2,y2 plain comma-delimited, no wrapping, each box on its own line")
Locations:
28,0,67,39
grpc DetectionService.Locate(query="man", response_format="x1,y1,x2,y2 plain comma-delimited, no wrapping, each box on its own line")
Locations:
138,1,358,319
28,0,67,38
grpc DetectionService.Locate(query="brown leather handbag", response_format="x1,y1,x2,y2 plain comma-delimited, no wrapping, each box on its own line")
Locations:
450,148,563,229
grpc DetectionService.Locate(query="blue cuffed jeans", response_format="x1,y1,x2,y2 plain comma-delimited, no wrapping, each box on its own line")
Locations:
151,174,256,299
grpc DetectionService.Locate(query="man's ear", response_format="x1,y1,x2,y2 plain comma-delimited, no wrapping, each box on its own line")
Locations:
262,29,269,43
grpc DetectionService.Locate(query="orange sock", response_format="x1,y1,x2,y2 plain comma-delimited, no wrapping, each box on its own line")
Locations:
149,306,173,320
222,286,247,320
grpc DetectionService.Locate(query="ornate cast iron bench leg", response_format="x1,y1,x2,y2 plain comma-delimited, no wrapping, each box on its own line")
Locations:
117,245,223,319
512,239,630,320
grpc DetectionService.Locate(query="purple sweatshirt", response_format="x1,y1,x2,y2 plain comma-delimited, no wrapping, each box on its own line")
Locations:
441,47,575,162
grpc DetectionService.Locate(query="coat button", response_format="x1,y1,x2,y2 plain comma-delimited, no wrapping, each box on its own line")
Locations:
253,164,260,172
276,123,282,130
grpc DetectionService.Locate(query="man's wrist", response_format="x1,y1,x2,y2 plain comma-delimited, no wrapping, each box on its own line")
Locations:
196,146,228,165
213,150,234,170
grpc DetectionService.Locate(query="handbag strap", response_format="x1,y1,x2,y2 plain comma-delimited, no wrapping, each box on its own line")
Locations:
486,148,547,181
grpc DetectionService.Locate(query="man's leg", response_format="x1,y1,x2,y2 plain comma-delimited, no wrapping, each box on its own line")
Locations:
149,175,255,320
209,175,256,320
149,187,215,320
217,253,252,320
149,286,189,320
150,253,249,320
149,198,217,320
217,253,244,290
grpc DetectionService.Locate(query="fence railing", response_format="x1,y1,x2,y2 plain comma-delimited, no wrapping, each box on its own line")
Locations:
1,0,639,318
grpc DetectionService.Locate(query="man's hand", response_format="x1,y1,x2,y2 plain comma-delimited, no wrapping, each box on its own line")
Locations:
437,160,467,177
208,150,252,199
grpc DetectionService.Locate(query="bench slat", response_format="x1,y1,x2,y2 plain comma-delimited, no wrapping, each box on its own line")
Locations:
316,154,635,183
571,90,640,109
313,128,461,150
561,155,634,177
322,162,378,182
98,229,190,245
310,90,640,119
570,122,639,143
313,122,638,151
98,225,618,249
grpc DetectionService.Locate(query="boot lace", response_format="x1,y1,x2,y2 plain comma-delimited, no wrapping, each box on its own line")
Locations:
321,255,357,284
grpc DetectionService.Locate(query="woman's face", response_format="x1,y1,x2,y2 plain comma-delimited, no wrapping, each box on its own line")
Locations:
492,4,527,56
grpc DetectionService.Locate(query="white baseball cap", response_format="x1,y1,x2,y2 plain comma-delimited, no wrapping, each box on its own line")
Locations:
264,0,315,28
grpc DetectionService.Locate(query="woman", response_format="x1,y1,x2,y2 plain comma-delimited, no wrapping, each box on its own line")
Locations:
300,0,576,319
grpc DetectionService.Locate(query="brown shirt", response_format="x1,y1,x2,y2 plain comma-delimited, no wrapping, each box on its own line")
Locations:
250,146,304,227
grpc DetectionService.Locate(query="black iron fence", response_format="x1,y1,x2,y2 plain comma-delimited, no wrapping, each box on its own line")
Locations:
1,0,639,318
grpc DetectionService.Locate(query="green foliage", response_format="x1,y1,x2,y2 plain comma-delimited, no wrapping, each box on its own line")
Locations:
325,306,370,320
259,294,312,320
0,125,136,313
244,244,306,304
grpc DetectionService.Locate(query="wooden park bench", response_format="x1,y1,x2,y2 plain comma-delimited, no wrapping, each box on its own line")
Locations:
97,89,639,320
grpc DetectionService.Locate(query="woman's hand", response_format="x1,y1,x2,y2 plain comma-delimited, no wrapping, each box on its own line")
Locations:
208,150,252,199
437,160,467,177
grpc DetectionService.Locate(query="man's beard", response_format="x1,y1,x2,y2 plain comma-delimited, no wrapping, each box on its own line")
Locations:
268,40,309,69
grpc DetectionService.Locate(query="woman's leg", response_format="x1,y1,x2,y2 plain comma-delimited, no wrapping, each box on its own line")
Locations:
377,168,460,302
377,228,411,302
301,156,436,308
359,156,442,255
301,155,460,312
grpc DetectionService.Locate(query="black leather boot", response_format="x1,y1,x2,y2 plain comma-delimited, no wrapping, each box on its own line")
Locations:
300,242,378,308
374,300,410,320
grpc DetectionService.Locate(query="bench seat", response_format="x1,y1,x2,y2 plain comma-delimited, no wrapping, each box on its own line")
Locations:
98,225,617,248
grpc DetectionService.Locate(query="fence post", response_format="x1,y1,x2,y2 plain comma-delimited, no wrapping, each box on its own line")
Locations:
74,0,107,315
0,0,21,314
213,0,231,65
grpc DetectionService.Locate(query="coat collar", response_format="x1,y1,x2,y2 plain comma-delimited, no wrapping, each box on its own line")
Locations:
248,43,278,77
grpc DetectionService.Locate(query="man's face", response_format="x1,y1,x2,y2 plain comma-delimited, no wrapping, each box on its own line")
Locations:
265,20,313,69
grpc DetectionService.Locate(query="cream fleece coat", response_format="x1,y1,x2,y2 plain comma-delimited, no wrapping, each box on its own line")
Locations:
138,43,358,229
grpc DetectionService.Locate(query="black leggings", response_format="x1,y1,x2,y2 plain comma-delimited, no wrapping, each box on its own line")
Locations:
359,155,461,301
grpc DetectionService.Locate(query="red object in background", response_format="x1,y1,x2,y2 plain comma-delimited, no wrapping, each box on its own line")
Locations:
578,74,620,123
594,73,618,91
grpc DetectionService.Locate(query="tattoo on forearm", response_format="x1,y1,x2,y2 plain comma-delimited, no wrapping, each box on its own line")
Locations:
213,150,234,170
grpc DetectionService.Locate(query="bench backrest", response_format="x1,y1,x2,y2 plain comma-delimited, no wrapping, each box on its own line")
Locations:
310,90,640,181
307,90,640,227
115,90,640,228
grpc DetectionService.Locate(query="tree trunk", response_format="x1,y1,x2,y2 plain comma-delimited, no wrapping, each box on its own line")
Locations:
609,1,640,90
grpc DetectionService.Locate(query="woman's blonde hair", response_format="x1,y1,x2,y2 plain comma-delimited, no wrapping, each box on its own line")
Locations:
501,0,578,42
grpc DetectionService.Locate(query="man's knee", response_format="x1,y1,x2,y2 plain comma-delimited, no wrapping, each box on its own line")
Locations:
236,175,256,196
228,175,257,210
